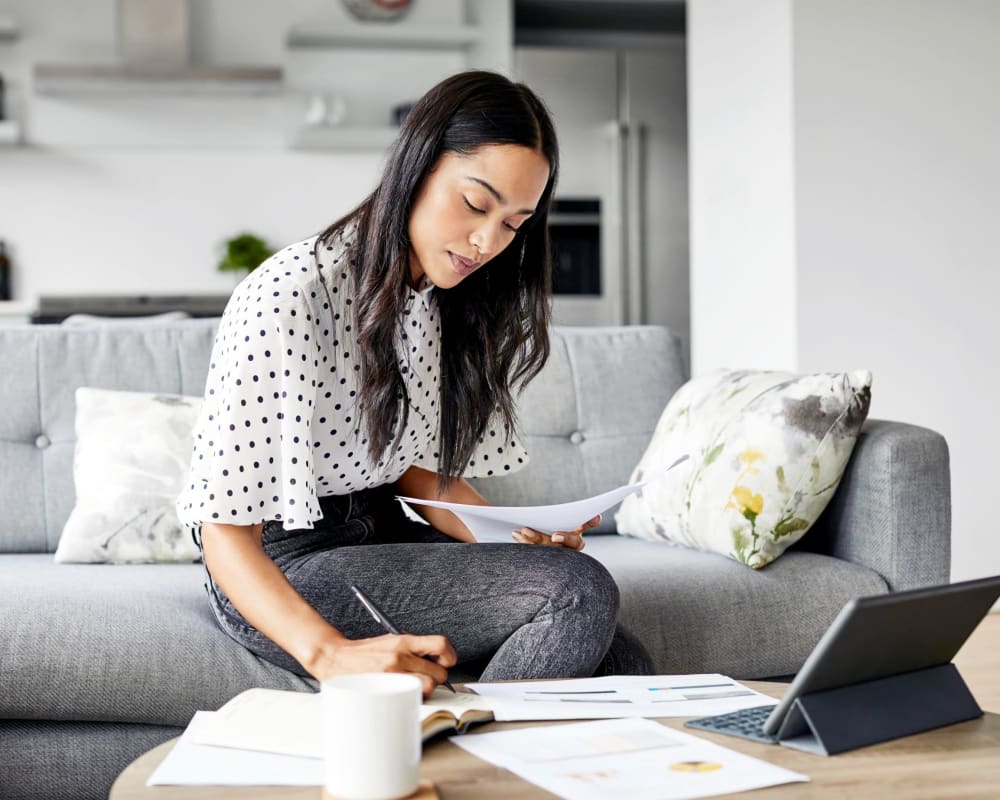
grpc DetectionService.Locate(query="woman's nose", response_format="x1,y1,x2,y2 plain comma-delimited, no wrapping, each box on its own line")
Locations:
470,225,497,259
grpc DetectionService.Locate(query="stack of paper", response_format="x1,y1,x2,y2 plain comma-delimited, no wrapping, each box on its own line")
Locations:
148,711,323,787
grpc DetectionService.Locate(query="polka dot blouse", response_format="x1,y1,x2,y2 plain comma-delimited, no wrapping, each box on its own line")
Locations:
176,224,530,531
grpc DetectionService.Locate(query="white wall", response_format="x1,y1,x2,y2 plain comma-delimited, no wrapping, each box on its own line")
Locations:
0,0,469,302
793,0,1000,585
688,0,1000,584
1,149,380,297
687,0,797,373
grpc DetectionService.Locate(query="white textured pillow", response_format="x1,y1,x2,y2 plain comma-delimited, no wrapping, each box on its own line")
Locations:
616,369,872,568
54,388,203,564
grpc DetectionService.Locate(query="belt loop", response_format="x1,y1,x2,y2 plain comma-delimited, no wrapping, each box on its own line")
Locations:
346,491,354,521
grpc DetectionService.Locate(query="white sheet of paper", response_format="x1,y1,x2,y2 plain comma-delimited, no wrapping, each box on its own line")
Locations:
146,711,324,787
398,454,688,543
465,674,777,721
192,688,323,758
451,717,807,800
398,480,644,541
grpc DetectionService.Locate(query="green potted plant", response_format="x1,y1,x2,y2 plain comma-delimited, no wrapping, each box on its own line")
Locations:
217,233,273,276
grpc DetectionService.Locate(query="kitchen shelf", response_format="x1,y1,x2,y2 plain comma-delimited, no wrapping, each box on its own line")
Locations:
287,21,480,50
33,64,284,95
291,125,400,151
0,120,21,145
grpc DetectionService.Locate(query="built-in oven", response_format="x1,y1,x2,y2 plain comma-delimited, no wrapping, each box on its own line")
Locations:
548,196,623,325
548,198,601,297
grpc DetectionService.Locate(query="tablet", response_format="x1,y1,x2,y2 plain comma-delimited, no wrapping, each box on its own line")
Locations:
760,573,1000,735
685,574,1000,745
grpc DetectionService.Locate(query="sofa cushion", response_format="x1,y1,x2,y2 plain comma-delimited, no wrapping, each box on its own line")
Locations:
616,369,872,567
0,555,314,727
1,541,889,728
0,720,182,800
0,321,219,554
54,388,204,564
583,534,888,678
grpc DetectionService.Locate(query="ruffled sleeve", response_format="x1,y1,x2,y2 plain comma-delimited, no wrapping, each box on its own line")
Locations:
178,277,323,530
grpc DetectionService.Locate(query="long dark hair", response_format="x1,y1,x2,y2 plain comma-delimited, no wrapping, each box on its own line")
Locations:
317,71,559,493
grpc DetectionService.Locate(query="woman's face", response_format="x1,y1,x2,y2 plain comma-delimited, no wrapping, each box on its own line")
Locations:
407,144,551,289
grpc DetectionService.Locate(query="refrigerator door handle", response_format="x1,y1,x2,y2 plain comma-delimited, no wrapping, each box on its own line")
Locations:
610,119,630,328
626,120,647,325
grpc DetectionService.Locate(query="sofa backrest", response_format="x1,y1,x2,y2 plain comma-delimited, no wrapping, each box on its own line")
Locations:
0,320,219,553
0,321,685,552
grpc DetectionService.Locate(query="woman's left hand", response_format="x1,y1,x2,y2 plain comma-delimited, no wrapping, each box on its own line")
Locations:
512,514,602,551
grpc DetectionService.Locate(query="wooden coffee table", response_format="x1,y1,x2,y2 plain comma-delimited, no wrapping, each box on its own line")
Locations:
111,682,1000,799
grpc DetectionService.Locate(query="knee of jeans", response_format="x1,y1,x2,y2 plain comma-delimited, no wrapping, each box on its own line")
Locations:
551,549,621,624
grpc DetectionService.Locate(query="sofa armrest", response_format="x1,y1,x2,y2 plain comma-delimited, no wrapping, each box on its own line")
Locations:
802,419,951,591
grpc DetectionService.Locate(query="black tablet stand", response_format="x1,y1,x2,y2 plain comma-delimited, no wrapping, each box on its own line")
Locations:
776,663,983,756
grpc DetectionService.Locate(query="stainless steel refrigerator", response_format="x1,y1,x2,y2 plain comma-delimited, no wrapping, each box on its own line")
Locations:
514,40,690,369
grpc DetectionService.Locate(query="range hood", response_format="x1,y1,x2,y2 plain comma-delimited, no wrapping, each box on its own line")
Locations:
34,0,283,95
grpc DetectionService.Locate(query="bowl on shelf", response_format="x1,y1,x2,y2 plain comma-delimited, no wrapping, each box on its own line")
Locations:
341,0,413,22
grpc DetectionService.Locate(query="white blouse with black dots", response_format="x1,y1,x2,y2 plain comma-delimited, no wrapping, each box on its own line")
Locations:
176,225,529,531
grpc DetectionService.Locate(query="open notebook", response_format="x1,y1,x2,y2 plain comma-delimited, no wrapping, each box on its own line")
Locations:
191,687,494,758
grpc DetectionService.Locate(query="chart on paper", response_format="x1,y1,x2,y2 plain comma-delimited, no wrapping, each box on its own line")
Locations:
451,718,808,800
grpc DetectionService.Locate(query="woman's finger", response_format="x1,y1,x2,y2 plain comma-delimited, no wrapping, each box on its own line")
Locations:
514,527,586,550
403,633,457,668
398,651,449,687
512,527,544,545
551,531,585,551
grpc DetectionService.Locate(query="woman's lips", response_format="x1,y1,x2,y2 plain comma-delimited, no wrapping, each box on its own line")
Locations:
449,251,480,276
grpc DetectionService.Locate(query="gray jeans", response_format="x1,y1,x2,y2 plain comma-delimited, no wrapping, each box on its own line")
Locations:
200,483,653,681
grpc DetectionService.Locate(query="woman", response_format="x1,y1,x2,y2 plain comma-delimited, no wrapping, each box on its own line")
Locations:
177,71,652,695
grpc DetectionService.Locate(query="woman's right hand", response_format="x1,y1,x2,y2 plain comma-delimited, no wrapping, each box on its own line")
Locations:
200,523,456,697
305,633,457,698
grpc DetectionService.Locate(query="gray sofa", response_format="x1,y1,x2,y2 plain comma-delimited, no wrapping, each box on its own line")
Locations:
0,320,950,800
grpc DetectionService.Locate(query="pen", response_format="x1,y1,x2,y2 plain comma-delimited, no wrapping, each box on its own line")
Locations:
350,584,456,693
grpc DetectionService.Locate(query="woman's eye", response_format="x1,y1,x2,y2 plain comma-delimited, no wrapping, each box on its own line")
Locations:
464,196,521,232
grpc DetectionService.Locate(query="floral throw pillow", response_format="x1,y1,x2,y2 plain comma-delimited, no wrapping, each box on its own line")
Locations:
54,388,203,564
615,369,873,568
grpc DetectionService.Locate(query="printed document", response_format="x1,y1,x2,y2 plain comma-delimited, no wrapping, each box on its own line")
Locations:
465,674,777,721
398,454,688,542
451,717,808,800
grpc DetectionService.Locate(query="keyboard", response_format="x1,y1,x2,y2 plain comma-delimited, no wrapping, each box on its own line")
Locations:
684,705,780,744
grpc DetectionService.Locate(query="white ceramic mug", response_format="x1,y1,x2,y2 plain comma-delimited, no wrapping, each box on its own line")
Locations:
321,673,422,800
